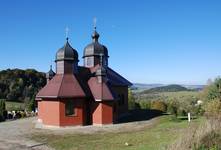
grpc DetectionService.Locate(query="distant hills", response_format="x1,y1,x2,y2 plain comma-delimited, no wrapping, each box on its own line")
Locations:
132,83,205,92
131,83,164,90
140,84,192,94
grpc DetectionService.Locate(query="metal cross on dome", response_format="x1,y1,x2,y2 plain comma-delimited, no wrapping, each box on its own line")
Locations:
93,17,97,30
65,27,69,39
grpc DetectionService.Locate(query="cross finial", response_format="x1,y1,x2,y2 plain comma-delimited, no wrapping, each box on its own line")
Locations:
65,27,69,40
93,17,97,30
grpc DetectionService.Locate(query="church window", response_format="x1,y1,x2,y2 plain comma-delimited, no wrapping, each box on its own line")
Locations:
118,94,125,106
65,100,75,116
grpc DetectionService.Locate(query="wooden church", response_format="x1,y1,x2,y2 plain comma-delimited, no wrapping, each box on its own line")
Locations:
36,27,132,126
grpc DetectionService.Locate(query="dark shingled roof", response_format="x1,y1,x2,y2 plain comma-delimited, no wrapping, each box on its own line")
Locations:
106,68,132,86
46,66,55,79
36,74,86,99
55,39,79,62
90,65,132,87
88,77,115,101
83,30,108,58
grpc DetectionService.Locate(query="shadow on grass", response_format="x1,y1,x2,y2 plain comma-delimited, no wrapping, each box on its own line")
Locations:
117,109,165,123
178,116,198,120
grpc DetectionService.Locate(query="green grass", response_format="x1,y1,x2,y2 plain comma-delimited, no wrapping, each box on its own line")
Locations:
5,101,25,111
31,116,204,150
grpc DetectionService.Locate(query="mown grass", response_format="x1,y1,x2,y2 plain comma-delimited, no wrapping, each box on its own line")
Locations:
31,115,204,150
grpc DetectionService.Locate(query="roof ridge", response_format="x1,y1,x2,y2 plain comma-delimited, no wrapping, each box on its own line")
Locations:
57,74,65,97
58,74,86,97
107,67,132,86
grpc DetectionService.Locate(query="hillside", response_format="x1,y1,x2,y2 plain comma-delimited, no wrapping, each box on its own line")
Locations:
132,83,204,92
141,84,190,94
131,83,164,90
0,69,46,102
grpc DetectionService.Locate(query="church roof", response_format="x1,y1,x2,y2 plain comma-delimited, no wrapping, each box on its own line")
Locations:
46,65,55,79
88,77,115,101
36,74,86,99
55,38,79,62
36,33,132,101
90,65,132,86
83,29,108,58
106,68,132,86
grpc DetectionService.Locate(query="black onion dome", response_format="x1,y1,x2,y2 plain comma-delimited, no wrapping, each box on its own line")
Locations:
55,38,79,62
46,65,55,79
83,30,108,58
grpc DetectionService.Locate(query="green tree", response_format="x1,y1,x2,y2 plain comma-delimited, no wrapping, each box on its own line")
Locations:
128,89,136,110
0,100,6,121
27,97,35,112
139,100,151,109
0,69,46,102
167,101,178,117
203,78,221,101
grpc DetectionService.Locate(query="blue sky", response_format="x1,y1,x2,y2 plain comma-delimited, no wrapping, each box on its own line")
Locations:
0,0,221,85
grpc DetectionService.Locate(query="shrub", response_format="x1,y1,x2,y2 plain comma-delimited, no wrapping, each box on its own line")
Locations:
151,100,167,112
134,102,141,110
139,100,151,109
167,102,178,117
177,108,187,116
204,99,221,119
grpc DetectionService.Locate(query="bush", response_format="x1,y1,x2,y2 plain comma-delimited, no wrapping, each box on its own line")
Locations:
167,101,178,117
204,99,221,119
177,108,187,116
139,100,151,109
134,102,141,110
151,100,167,112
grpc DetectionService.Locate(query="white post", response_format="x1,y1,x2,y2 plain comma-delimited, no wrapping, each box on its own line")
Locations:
188,112,191,122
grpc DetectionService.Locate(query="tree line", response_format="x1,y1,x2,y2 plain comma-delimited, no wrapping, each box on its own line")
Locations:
0,69,46,102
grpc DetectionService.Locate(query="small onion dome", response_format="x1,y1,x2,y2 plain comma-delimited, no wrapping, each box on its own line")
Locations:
46,65,55,79
95,66,107,76
55,38,79,62
83,30,108,58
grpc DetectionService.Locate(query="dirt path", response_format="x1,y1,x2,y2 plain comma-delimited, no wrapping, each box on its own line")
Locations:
0,116,161,150
0,117,53,150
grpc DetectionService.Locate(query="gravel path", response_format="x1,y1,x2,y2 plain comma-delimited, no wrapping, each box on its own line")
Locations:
0,117,54,150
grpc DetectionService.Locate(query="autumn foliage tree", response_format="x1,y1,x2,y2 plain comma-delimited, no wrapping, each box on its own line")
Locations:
151,101,167,112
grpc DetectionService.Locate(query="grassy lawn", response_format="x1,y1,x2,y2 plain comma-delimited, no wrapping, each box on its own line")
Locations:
31,115,204,150
5,101,25,111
